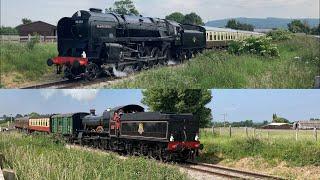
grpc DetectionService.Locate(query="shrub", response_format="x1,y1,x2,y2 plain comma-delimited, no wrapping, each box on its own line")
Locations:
228,37,279,57
26,34,40,50
267,29,293,41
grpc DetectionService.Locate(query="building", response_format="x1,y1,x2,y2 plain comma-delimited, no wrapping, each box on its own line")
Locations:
16,21,57,36
293,121,320,130
261,123,292,129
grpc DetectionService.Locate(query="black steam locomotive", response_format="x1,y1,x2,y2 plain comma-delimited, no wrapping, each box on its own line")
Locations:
47,8,206,80
79,105,201,161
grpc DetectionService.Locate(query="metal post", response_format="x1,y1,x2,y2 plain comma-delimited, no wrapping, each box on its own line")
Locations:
253,128,256,137
229,125,232,138
245,127,248,138
314,128,318,141
220,127,222,136
315,76,320,89
212,126,215,134
295,129,299,141
267,131,270,140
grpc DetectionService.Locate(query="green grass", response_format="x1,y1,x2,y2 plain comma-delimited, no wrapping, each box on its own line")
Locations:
199,129,320,167
0,42,58,83
0,132,186,180
110,36,319,89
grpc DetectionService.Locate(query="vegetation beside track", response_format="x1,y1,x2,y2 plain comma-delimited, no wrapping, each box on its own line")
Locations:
198,129,320,178
110,36,320,89
0,132,186,180
0,42,58,88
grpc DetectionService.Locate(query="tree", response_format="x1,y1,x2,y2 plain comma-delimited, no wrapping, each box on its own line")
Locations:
29,112,40,118
22,18,32,25
226,19,238,29
107,0,139,15
0,26,18,35
272,113,278,122
15,114,23,118
226,19,254,31
183,12,204,25
311,24,320,35
165,12,185,24
142,89,212,128
288,20,310,34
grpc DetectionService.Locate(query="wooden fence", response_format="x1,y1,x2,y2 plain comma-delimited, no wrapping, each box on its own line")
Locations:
0,35,57,43
206,126,318,141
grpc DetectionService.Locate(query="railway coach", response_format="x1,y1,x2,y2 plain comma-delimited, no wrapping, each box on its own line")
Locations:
204,26,265,49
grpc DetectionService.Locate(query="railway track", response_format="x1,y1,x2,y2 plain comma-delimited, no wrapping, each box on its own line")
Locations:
182,162,284,180
21,77,118,89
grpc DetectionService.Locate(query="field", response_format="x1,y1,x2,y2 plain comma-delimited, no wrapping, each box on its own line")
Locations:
0,42,59,88
0,132,186,180
109,36,320,89
199,128,320,179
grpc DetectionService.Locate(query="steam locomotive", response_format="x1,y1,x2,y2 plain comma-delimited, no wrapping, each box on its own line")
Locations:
47,8,206,80
15,105,202,161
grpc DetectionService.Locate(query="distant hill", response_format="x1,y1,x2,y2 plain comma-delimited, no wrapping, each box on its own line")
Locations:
206,17,320,29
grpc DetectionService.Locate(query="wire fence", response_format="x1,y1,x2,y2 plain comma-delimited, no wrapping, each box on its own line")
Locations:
202,126,318,142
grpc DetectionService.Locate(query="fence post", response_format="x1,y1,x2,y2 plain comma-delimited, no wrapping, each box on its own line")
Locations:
314,128,318,141
245,127,248,138
28,34,31,42
212,126,215,134
253,128,256,138
3,169,16,180
267,130,270,140
295,129,299,141
219,127,222,136
315,76,320,89
0,153,4,169
229,125,232,138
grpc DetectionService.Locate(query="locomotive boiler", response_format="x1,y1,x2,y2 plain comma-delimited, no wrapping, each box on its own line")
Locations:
47,8,206,80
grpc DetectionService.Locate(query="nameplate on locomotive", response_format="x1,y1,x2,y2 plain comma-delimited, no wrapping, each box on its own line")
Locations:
96,24,112,29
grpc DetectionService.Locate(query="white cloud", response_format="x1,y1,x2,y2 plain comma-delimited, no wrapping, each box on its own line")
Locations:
40,89,99,102
62,90,99,102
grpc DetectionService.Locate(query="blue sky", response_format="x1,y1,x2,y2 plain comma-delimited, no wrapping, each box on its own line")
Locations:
1,0,319,27
0,89,319,122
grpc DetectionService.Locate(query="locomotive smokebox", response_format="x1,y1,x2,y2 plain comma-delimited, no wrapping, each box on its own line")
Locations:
90,109,96,116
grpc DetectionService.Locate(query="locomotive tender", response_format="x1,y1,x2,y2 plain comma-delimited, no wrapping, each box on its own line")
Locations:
47,8,206,80
14,105,202,161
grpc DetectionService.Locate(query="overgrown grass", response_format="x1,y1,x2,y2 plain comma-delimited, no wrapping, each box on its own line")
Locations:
199,129,320,167
0,42,58,84
0,132,186,180
110,36,319,89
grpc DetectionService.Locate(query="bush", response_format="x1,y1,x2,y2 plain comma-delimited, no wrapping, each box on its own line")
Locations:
228,37,279,57
267,29,293,41
26,34,40,50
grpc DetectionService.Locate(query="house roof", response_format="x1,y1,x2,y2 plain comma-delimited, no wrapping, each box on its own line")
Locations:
266,123,290,126
16,21,56,29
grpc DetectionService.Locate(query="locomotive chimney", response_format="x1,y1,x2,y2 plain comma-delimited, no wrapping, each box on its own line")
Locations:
90,109,96,116
89,8,103,13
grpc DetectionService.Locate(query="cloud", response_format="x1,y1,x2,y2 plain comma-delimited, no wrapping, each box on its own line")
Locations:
40,89,99,102
61,90,99,102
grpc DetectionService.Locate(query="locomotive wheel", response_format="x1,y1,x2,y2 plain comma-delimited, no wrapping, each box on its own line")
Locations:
64,67,76,80
85,63,99,81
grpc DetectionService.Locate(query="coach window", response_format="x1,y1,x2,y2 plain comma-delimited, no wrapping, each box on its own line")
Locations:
210,34,213,41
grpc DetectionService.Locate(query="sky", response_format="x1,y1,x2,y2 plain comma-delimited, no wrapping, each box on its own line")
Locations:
0,89,319,122
1,0,319,27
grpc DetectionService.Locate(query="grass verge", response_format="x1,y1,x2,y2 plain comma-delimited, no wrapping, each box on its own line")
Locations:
0,132,186,180
110,36,319,89
0,42,58,87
